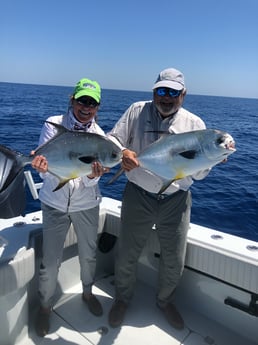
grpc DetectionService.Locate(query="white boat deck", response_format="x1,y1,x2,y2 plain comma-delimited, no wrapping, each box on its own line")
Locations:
22,245,258,345
26,271,255,345
1,195,258,345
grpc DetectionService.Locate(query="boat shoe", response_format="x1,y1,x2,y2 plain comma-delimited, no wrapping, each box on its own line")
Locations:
157,302,184,330
82,293,103,316
35,307,51,337
108,300,128,328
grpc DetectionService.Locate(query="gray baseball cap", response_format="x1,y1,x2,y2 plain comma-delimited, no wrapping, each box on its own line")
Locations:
152,68,185,90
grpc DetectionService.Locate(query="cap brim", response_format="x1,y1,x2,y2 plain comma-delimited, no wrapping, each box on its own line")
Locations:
74,90,100,103
152,81,184,90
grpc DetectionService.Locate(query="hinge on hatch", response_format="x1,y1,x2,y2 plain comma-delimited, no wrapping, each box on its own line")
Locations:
224,293,258,317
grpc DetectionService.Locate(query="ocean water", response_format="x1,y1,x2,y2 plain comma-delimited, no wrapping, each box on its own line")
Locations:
0,82,257,242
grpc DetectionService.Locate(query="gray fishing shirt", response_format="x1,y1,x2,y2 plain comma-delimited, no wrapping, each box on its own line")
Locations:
109,100,210,194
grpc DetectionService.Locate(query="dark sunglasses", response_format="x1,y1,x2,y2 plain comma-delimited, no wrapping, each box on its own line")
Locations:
155,87,182,98
76,98,99,108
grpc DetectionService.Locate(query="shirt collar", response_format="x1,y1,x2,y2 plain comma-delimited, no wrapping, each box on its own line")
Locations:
68,109,94,131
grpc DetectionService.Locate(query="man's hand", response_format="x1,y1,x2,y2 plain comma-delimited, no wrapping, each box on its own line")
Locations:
122,149,139,171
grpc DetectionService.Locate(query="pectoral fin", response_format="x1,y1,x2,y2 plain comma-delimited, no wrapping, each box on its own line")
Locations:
158,179,175,194
52,179,71,192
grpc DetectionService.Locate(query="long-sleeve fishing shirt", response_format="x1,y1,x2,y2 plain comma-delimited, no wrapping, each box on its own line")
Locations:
38,110,104,212
109,100,210,194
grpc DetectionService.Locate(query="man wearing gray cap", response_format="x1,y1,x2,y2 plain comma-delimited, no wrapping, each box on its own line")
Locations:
108,68,209,329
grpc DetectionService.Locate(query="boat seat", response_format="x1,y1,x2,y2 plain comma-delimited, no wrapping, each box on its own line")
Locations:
0,247,35,345
0,247,34,297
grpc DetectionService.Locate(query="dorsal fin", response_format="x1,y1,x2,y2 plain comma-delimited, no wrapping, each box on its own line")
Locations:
45,121,69,134
33,122,69,155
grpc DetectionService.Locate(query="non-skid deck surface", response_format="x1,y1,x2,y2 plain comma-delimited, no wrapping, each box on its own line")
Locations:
26,276,254,345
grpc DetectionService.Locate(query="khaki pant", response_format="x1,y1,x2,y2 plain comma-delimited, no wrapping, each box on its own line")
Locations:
115,182,191,306
38,203,99,308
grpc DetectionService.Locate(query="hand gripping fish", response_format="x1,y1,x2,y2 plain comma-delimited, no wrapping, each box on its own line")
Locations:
0,122,122,193
109,129,236,194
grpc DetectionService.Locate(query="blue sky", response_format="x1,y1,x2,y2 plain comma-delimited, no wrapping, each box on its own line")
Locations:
1,0,257,98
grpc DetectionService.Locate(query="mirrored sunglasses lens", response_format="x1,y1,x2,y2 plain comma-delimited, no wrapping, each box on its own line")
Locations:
77,100,98,107
156,88,166,96
156,88,181,97
169,89,181,97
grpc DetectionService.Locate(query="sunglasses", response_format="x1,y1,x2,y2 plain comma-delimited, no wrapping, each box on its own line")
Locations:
155,87,182,98
76,98,99,108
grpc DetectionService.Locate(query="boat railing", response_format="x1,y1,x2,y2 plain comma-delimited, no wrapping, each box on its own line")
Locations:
24,170,43,200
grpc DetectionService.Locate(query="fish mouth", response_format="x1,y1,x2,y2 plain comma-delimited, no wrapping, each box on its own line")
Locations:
220,133,236,152
225,141,236,151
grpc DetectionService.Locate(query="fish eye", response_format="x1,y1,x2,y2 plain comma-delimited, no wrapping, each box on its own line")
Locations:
216,136,225,145
111,151,118,159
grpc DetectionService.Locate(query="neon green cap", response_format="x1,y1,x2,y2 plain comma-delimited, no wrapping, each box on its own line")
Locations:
73,78,101,103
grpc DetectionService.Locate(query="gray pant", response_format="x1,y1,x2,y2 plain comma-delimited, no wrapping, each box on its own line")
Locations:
38,203,99,308
115,182,191,306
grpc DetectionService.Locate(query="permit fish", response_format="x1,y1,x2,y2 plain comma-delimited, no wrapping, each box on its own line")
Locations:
0,121,122,193
109,129,236,193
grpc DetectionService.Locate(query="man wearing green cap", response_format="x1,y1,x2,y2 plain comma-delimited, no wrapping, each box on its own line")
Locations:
31,78,107,337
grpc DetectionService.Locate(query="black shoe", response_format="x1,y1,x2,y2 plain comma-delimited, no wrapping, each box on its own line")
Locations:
158,303,184,330
108,300,128,328
82,293,103,316
35,307,51,337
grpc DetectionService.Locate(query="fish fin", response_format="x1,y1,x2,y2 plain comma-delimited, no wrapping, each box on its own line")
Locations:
79,156,96,164
0,169,26,218
52,179,71,192
179,150,197,159
33,122,69,155
0,144,30,192
144,130,170,135
158,179,175,194
0,144,23,158
107,167,124,184
45,121,68,133
0,145,27,218
0,144,29,165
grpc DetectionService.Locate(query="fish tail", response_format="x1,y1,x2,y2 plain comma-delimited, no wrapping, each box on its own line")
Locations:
0,144,31,193
0,144,31,166
0,145,29,218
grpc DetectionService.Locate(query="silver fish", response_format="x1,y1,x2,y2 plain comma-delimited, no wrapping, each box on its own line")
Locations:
109,129,236,193
138,129,236,192
0,122,122,192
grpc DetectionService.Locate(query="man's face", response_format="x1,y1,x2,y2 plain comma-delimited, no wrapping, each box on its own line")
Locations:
153,87,186,117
